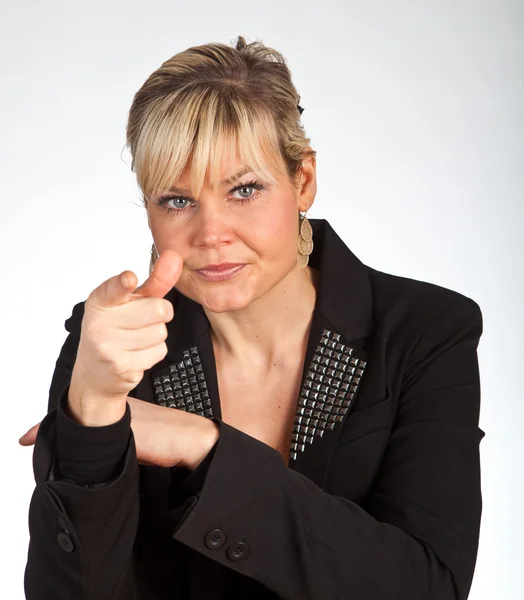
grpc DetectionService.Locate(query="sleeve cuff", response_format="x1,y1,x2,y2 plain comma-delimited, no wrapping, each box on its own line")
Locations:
169,418,221,506
181,437,219,495
55,383,131,486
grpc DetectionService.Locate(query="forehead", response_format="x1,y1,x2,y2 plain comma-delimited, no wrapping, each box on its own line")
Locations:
175,145,285,193
171,165,253,191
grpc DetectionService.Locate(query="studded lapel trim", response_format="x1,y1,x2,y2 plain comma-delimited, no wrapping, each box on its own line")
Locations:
152,347,213,418
291,328,367,462
152,326,367,465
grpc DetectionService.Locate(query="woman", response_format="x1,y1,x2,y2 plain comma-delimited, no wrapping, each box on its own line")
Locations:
20,36,484,599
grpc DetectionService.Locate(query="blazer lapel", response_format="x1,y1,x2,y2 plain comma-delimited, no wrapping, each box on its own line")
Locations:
287,219,378,488
144,219,384,491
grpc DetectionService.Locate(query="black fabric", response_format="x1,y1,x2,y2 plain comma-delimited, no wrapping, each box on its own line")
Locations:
55,384,131,486
55,380,217,493
24,218,485,600
174,437,219,498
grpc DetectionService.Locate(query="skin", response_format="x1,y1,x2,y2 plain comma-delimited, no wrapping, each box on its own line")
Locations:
147,147,318,370
19,147,320,471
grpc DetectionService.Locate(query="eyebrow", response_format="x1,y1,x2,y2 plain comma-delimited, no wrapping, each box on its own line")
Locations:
166,167,252,195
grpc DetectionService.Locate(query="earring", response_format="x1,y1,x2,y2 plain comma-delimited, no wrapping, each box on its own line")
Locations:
149,243,158,275
297,212,313,268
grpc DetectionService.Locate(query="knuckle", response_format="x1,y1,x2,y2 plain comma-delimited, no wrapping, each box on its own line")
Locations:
95,338,113,360
127,370,143,386
157,322,168,341
156,300,167,321
113,356,132,379
162,299,173,321
153,342,167,364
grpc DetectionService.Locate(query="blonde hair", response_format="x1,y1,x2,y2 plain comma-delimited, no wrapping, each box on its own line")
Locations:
125,35,316,205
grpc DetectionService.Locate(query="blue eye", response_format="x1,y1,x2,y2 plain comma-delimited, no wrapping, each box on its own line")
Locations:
233,183,261,199
170,197,191,209
155,180,265,216
155,196,194,215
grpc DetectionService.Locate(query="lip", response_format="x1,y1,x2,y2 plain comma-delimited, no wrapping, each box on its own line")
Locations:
195,263,247,282
197,262,246,272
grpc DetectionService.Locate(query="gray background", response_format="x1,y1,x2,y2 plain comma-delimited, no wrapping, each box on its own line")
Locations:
1,0,522,597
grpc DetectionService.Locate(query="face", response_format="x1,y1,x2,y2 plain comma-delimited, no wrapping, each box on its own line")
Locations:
147,150,317,313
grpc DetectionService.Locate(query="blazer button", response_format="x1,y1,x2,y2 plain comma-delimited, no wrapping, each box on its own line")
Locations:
204,528,227,549
226,541,249,562
57,531,75,553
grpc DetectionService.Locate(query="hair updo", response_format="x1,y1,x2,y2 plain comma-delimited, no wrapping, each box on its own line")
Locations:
125,35,316,206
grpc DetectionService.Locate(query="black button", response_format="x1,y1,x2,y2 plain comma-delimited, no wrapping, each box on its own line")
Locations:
204,528,226,549
57,531,75,553
226,541,249,562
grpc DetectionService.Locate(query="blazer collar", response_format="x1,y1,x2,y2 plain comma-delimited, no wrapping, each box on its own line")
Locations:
309,218,373,341
147,218,375,489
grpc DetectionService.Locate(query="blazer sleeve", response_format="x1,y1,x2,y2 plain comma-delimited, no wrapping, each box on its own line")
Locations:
168,296,485,600
24,301,140,600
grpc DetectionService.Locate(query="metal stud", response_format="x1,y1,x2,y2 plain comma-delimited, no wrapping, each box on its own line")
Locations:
153,346,215,419
289,328,367,462
153,331,367,463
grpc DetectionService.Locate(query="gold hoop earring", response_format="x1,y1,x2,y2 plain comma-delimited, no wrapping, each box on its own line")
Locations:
149,243,158,275
297,212,313,268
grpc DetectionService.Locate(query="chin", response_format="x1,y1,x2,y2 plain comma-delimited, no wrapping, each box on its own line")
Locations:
188,286,256,313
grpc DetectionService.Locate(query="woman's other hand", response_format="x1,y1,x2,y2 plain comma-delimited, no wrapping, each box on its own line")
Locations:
67,249,183,426
19,397,220,470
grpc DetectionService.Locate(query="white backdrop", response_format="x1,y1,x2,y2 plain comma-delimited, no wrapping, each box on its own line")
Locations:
1,1,522,597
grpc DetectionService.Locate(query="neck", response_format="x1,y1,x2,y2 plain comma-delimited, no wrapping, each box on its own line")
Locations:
204,264,319,368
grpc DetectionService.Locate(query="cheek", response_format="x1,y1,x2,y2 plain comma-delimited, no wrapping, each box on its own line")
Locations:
249,201,297,255
152,222,188,255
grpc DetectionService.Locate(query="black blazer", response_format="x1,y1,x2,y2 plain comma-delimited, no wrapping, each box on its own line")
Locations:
25,218,485,600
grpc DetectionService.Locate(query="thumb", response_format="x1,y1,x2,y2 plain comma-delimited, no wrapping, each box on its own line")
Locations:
19,422,41,446
131,249,183,299
93,250,183,309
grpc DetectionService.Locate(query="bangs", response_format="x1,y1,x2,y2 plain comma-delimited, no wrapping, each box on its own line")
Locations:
133,88,286,203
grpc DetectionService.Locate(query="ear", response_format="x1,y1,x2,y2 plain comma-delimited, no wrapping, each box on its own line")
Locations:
296,151,317,213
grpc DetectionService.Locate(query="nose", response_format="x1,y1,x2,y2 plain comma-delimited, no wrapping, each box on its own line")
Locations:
191,201,234,249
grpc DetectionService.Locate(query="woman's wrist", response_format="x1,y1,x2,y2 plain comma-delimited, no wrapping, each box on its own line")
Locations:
179,418,220,471
67,376,127,427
